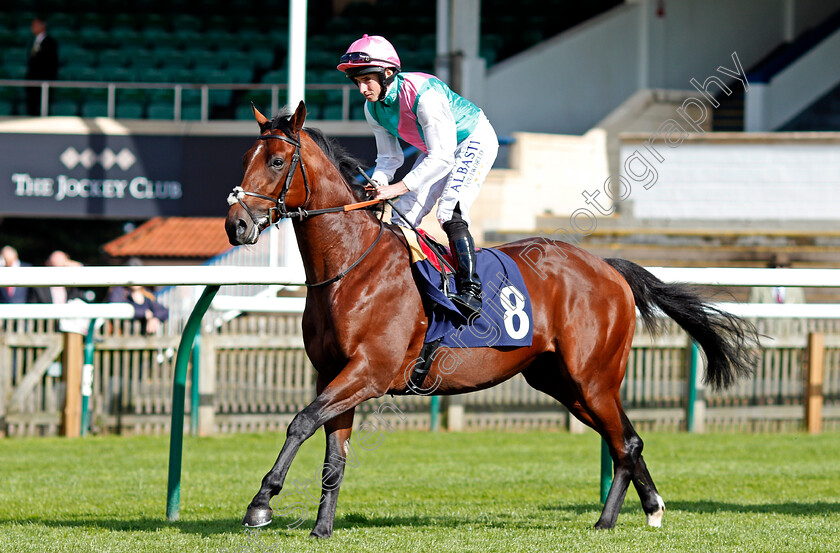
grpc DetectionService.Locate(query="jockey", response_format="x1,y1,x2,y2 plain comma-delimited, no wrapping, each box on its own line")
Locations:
337,34,499,319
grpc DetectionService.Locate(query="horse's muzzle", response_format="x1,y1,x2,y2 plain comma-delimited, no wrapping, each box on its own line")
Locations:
225,214,259,246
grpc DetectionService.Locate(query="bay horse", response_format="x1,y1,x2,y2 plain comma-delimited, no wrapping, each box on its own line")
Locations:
224,102,756,537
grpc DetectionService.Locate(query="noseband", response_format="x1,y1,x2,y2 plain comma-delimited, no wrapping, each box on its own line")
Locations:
227,132,310,225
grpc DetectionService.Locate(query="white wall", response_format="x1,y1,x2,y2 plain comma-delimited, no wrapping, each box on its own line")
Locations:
484,4,642,137
482,0,840,137
644,0,787,89
619,134,840,220
745,26,840,131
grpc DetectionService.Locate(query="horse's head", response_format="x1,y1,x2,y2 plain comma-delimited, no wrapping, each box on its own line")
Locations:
225,101,309,246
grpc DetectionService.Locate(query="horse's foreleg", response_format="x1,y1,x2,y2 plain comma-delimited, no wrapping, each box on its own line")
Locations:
243,372,378,528
310,407,356,538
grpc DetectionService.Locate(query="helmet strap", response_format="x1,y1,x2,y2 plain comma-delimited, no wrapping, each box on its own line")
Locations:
378,68,398,101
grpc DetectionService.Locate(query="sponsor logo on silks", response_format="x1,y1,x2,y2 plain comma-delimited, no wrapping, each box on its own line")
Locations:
449,140,482,193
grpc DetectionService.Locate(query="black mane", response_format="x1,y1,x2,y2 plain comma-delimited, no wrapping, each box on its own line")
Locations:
264,108,371,201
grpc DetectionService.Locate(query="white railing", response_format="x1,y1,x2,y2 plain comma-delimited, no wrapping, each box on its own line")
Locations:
156,221,304,331
3,266,837,326
1,265,838,311
0,302,134,319
0,265,306,288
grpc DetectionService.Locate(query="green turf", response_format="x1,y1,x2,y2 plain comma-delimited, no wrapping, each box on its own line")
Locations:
0,429,838,552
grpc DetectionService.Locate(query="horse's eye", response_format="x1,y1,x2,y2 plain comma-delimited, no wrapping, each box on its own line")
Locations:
270,157,284,169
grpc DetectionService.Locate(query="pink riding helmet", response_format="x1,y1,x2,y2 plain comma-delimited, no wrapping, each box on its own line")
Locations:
336,34,401,74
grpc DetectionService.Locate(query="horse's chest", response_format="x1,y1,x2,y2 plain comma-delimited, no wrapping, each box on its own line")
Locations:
301,312,355,368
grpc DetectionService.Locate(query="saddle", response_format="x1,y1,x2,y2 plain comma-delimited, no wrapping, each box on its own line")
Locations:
396,227,534,393
399,227,459,273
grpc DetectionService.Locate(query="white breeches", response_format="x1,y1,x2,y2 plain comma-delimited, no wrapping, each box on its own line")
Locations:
392,114,498,229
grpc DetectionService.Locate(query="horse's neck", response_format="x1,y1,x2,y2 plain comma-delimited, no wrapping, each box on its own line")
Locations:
292,177,382,286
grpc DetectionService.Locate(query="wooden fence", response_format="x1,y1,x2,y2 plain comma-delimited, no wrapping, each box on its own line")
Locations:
2,313,839,438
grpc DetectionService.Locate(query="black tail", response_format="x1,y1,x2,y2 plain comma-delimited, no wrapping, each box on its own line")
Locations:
606,258,757,390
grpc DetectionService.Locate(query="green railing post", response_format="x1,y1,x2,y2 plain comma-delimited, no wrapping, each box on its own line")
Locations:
429,395,440,432
687,341,699,433
600,439,613,504
190,333,201,437
80,319,98,437
166,285,220,522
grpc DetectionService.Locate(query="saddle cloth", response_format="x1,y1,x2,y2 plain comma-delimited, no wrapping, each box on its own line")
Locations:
398,227,534,349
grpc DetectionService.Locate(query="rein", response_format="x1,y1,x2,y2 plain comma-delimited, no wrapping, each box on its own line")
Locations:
228,130,385,287
306,220,385,288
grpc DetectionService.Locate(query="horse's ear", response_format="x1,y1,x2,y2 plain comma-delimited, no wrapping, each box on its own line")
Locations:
252,103,269,126
289,101,307,134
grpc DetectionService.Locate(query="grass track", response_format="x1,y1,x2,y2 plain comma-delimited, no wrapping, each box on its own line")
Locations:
1,429,838,552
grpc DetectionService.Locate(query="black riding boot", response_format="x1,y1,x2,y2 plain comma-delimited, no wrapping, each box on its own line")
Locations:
447,234,482,319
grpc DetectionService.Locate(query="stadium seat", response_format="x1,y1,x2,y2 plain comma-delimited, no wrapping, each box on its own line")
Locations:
172,14,202,32
0,99,14,116
320,104,343,120
181,104,203,120
249,47,276,70
51,99,79,116
80,27,111,49
129,50,159,70
261,68,288,84
142,68,169,83
174,29,203,50
98,49,125,68
226,67,254,84
53,87,84,104
147,101,174,119
350,101,367,120
209,89,232,107
115,101,144,119
1,48,26,67
63,65,99,82
81,99,109,118
110,13,136,32
1,64,27,80
116,87,147,107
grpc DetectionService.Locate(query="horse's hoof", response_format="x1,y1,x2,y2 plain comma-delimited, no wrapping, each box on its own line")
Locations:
593,520,614,530
646,495,666,527
309,528,333,539
242,507,273,528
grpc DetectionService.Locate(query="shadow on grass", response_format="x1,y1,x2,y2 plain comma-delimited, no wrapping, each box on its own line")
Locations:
541,500,840,517
0,510,562,535
666,500,840,516
0,517,247,536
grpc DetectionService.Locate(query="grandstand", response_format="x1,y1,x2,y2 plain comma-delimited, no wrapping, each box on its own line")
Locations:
0,0,620,120
2,0,840,280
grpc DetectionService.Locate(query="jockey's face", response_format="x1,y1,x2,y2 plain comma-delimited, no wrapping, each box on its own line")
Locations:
354,74,382,102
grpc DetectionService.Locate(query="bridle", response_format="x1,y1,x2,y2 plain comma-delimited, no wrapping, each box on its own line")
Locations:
227,132,310,224
227,130,384,287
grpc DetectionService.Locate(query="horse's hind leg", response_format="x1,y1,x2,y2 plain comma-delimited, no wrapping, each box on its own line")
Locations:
631,452,665,527
522,361,664,528
310,407,355,538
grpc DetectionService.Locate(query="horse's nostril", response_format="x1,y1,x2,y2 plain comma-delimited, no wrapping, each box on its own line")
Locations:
237,219,248,233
